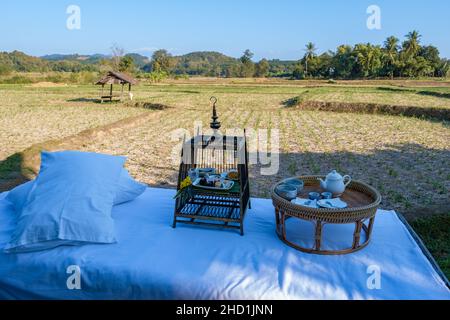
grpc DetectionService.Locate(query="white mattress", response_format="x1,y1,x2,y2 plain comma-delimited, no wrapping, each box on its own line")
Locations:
0,187,448,300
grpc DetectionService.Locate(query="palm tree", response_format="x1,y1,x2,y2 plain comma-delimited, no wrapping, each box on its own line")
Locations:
384,36,399,57
403,30,422,58
355,43,382,78
304,42,317,76
383,36,400,78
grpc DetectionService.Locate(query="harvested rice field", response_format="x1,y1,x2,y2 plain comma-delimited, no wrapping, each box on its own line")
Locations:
1,81,449,219
0,84,147,160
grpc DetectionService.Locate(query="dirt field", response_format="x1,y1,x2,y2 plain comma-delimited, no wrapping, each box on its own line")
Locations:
1,81,448,218
0,84,147,161
77,89,450,218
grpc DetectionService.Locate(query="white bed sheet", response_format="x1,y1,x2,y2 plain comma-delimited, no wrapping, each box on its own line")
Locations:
0,188,448,300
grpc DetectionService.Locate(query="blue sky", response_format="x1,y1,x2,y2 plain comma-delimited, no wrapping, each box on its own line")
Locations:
2,0,449,59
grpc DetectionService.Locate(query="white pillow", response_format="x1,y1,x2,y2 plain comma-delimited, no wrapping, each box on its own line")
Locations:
4,151,126,253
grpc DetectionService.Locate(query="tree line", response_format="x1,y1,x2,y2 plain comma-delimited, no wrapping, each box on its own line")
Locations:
294,31,448,79
145,31,449,79
0,31,448,80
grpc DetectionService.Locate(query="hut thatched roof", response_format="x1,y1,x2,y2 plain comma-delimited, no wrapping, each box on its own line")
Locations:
96,71,138,85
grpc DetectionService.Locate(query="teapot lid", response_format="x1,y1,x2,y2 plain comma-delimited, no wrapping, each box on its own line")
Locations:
326,170,343,181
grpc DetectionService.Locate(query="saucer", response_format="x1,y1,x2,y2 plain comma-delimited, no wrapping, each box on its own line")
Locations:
317,198,348,209
291,198,319,208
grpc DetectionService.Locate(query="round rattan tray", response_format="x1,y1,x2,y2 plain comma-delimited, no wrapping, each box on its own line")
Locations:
271,176,382,255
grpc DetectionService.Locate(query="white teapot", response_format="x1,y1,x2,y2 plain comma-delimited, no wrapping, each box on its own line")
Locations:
318,170,352,195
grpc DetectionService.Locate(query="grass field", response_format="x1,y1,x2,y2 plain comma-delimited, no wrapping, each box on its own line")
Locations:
0,79,449,277
0,84,147,160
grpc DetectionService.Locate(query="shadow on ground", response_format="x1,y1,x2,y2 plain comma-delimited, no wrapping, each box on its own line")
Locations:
0,153,31,192
417,91,450,100
130,102,172,110
67,98,127,104
67,97,103,103
376,87,450,99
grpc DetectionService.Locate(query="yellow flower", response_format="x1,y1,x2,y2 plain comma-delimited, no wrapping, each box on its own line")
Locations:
180,176,192,190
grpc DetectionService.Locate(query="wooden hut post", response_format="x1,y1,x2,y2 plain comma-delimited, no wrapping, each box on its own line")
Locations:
109,84,113,102
120,83,124,101
101,84,105,103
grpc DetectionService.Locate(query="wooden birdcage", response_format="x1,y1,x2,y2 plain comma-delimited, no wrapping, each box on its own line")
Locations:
172,98,251,235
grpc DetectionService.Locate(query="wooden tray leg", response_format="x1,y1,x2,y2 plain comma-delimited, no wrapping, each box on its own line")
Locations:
315,221,322,250
367,217,375,237
275,208,280,230
352,221,363,249
281,211,287,240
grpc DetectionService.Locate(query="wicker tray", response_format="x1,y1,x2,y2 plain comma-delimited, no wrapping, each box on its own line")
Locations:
271,176,381,255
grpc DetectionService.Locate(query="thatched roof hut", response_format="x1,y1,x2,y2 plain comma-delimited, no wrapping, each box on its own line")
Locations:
96,71,138,86
96,71,138,102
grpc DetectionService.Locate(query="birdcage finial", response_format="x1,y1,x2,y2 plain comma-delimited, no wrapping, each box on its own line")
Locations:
210,96,221,130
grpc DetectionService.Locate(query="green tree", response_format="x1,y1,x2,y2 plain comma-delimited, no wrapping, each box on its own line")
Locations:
332,45,357,79
398,31,428,77
239,49,255,77
151,49,175,73
0,64,12,76
240,49,254,63
255,58,269,77
303,42,317,76
437,59,449,78
403,31,422,58
146,71,169,83
354,43,383,78
292,64,305,79
419,46,440,76
118,56,135,73
382,36,400,78
223,63,241,78
315,52,335,78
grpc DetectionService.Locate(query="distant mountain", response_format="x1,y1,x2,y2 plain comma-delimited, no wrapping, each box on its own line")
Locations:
173,51,239,76
41,53,109,64
176,51,237,64
42,53,150,68
0,50,297,77
0,50,50,72
124,53,150,68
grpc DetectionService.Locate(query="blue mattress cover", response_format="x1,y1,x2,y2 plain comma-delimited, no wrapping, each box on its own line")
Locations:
0,187,449,300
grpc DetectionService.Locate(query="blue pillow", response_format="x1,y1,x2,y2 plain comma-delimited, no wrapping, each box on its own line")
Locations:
114,170,147,205
5,169,146,214
4,151,126,253
4,180,34,214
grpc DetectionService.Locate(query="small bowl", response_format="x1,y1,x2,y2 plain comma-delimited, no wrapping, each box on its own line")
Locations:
276,184,298,201
308,192,321,201
284,178,304,192
321,192,333,200
198,168,215,177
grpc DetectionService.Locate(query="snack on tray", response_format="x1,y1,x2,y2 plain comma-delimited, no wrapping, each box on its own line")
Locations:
227,171,239,180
